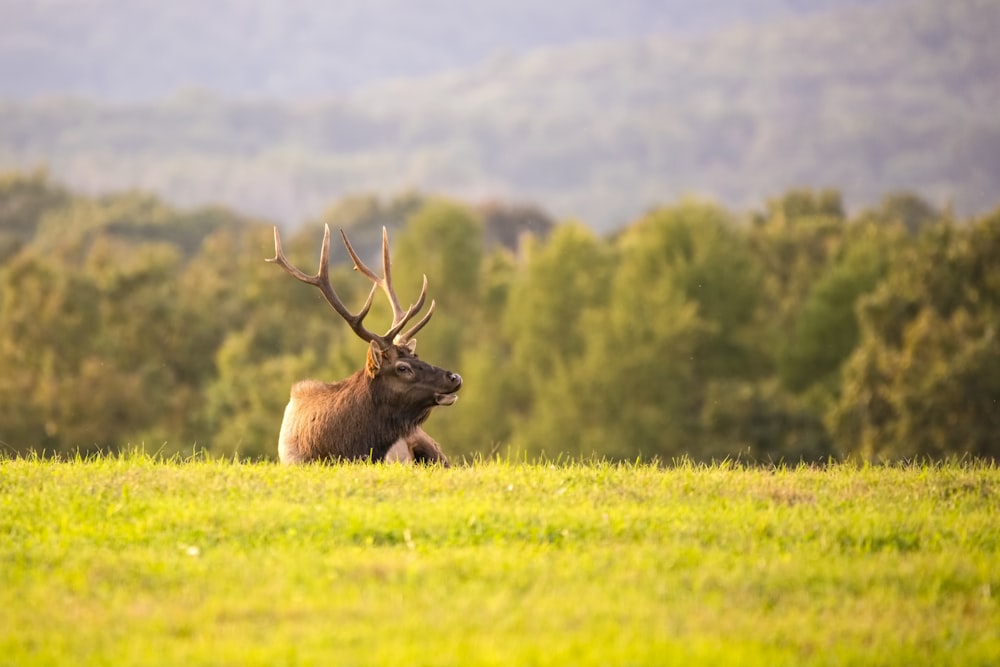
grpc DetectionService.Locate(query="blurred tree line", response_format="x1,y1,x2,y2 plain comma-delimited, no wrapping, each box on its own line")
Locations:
1,169,997,462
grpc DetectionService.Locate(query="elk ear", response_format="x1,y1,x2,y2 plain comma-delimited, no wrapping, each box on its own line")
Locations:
401,338,417,354
365,340,383,378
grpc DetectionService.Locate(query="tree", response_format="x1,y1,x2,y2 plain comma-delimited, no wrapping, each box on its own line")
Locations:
830,211,1000,459
749,189,848,363
510,202,766,460
201,332,321,459
501,223,615,457
392,199,484,370
778,221,904,395
428,247,519,459
0,169,69,262
0,237,185,455
699,379,835,463
194,225,371,458
477,201,555,251
597,201,765,459
867,192,940,235
0,251,100,453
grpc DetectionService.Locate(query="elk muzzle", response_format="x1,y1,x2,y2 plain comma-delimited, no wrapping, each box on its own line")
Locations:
434,372,462,406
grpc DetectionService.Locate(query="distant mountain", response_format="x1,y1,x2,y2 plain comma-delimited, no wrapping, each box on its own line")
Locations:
1,0,997,230
1,0,890,100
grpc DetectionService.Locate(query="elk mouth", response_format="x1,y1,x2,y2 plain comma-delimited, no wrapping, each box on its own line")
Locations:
434,393,459,406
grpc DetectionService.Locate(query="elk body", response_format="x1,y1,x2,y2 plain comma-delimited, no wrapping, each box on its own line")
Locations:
267,225,461,465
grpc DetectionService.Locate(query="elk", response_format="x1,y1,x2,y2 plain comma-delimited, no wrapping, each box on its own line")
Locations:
266,225,462,465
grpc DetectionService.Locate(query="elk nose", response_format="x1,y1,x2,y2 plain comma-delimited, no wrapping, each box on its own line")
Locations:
447,372,462,388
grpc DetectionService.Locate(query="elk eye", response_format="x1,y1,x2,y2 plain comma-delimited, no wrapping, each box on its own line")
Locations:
396,363,413,374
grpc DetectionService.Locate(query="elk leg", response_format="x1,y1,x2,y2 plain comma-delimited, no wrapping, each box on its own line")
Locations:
406,428,450,467
383,437,414,464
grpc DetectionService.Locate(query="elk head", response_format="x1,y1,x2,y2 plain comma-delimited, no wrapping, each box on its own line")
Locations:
266,225,461,464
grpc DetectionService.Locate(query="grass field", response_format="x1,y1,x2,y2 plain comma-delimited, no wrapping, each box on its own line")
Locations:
1,455,998,666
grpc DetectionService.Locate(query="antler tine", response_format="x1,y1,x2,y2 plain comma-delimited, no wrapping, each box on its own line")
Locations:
385,275,431,342
395,298,436,344
340,226,434,343
381,226,395,309
266,225,379,343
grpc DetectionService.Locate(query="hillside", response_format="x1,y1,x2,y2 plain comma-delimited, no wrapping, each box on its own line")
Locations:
0,0,887,99
1,0,998,230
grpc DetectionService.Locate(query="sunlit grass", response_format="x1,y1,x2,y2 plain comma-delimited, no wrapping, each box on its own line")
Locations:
1,454,997,666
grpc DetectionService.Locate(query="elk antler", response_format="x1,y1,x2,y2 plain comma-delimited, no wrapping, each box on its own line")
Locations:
266,225,434,347
340,226,435,344
266,224,380,344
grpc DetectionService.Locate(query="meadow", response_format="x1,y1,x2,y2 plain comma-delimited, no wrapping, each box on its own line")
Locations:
1,455,997,666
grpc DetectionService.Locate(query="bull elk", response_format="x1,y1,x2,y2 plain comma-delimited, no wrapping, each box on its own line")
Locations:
266,225,462,465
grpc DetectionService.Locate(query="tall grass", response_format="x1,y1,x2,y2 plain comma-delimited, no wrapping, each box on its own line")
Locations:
1,454,997,666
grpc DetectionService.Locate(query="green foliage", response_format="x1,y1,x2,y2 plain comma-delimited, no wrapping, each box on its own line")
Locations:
628,202,764,378
389,200,499,454
505,222,610,377
751,190,848,340
699,380,835,462
203,333,315,460
429,247,520,456
0,185,265,456
830,213,1000,459
0,173,997,462
503,223,620,457
2,457,998,665
0,168,69,261
778,222,899,394
393,199,484,369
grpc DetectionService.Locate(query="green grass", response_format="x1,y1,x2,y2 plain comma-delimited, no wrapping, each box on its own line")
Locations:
1,455,998,666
